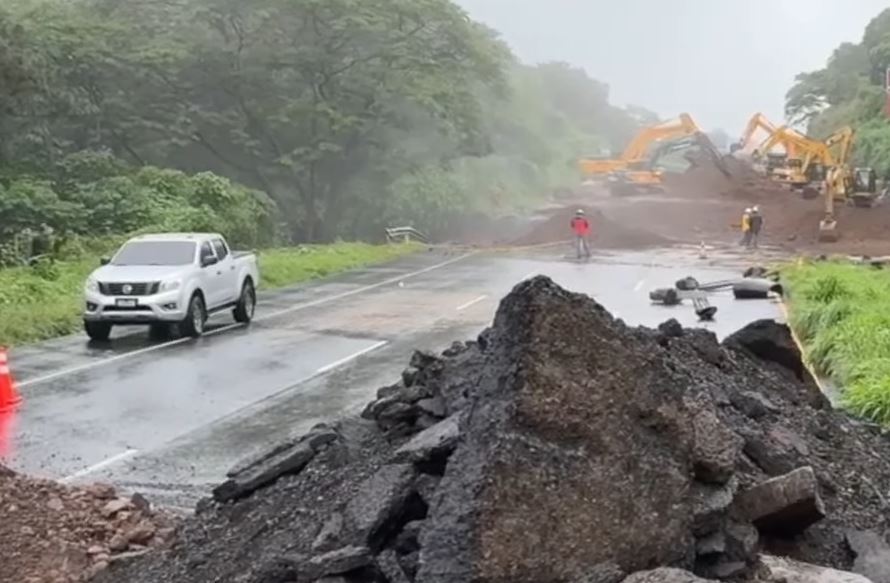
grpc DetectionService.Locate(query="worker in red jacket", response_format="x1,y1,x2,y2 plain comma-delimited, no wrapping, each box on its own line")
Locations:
570,209,591,259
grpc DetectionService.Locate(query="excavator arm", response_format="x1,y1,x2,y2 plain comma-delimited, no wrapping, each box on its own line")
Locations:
734,113,781,154
579,113,708,178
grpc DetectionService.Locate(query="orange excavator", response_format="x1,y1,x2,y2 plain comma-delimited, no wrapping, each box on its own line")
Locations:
579,113,729,195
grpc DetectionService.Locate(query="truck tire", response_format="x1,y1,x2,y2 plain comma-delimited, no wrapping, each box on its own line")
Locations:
233,280,256,324
180,293,207,338
84,321,112,342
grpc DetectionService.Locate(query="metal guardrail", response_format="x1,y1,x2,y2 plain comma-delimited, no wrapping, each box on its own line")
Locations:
385,227,429,244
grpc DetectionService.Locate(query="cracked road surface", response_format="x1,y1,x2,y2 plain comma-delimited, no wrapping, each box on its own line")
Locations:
3,245,784,508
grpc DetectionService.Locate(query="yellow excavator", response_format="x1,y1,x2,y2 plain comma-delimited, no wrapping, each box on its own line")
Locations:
755,127,836,196
579,113,703,177
605,131,731,196
732,113,807,178
579,113,729,195
732,113,793,156
817,126,878,241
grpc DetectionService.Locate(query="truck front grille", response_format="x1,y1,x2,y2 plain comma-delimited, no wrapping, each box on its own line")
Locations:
99,282,160,296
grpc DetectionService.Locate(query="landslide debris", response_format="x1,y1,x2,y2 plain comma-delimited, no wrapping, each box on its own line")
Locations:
98,277,890,583
0,465,176,583
510,206,671,249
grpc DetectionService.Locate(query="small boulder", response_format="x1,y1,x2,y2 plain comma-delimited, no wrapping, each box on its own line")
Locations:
845,529,890,582
691,410,743,485
345,464,416,547
761,555,875,583
392,415,460,464
125,521,157,545
733,467,825,536
101,499,132,518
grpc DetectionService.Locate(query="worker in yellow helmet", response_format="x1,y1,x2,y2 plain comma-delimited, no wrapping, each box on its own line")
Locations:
740,208,752,247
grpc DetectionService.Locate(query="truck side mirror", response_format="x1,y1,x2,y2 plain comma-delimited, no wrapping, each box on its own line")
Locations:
100,257,110,266
201,255,218,268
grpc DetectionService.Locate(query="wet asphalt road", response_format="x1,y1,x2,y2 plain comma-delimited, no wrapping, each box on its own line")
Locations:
4,243,785,508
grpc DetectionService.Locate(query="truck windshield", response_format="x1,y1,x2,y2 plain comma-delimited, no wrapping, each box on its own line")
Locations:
112,241,197,266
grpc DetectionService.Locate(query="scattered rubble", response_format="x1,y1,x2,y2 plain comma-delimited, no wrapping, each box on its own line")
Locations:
92,276,890,583
0,464,176,582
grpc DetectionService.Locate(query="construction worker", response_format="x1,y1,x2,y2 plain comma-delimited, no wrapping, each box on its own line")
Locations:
739,208,752,247
570,209,591,259
748,206,763,249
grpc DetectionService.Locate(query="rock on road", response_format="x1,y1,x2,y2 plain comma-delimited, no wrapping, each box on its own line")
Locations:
3,244,784,509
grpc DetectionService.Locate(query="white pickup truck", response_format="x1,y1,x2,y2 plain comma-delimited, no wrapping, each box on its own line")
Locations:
83,233,259,341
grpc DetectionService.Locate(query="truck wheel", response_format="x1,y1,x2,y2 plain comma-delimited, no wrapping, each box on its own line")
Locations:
84,321,112,342
180,294,206,338
233,280,256,324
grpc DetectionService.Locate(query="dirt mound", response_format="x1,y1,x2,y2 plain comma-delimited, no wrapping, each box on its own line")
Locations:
96,278,890,583
0,467,176,582
510,205,671,249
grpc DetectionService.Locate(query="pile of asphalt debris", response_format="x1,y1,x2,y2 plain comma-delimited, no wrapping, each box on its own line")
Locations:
100,276,890,583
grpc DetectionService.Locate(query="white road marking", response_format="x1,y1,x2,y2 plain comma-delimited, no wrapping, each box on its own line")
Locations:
456,295,488,312
18,323,242,389
633,279,647,292
258,252,475,322
18,253,475,388
315,340,388,374
56,340,390,480
60,449,139,483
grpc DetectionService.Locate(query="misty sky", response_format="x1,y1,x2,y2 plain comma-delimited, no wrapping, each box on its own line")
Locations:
454,0,890,135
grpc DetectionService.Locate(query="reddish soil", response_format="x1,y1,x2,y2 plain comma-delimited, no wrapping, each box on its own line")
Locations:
510,206,672,249
503,157,890,256
0,464,176,583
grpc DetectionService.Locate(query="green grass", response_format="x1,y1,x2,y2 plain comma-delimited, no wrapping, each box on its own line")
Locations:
0,242,420,347
783,260,890,424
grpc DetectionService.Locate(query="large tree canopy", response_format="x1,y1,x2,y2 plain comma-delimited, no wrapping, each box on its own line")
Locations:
785,7,890,174
0,0,649,248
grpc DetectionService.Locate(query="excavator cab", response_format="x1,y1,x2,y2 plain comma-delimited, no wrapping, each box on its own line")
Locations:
850,167,878,207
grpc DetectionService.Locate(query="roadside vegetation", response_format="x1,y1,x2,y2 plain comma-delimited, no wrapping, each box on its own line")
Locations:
783,261,890,424
787,7,890,173
0,0,655,345
0,242,419,347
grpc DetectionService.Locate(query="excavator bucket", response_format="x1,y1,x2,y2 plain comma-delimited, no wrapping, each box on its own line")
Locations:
818,217,839,242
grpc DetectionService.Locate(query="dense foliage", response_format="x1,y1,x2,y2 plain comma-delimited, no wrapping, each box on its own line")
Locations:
785,7,890,174
784,262,890,425
0,0,648,249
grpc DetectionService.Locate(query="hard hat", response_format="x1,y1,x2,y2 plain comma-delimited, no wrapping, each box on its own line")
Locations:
753,205,760,212
745,208,752,213
576,209,585,215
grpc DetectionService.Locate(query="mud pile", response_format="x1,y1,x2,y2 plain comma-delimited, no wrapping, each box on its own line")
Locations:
510,205,671,249
97,278,890,583
658,155,890,253
0,465,176,582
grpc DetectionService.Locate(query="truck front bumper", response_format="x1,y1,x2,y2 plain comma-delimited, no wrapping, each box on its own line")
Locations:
83,289,188,325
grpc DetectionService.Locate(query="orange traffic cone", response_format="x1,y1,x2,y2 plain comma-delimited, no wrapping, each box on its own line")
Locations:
0,348,22,414
0,406,15,458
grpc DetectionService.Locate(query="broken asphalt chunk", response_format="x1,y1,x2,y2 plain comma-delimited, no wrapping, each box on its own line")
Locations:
392,415,460,464
213,442,316,503
733,466,825,536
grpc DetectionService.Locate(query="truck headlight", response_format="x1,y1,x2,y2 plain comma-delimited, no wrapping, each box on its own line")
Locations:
160,280,181,292
85,278,99,293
